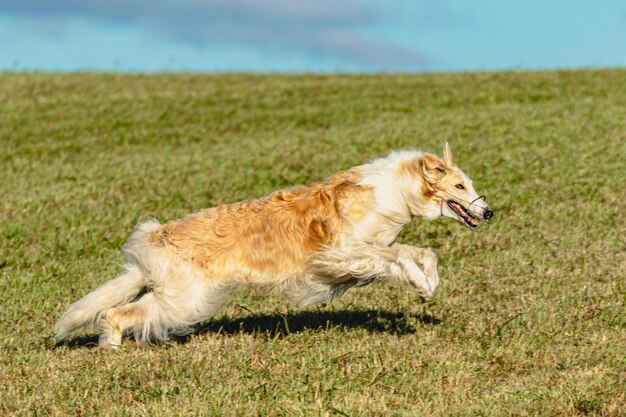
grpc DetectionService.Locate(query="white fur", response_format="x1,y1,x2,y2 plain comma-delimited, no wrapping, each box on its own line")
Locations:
56,220,228,345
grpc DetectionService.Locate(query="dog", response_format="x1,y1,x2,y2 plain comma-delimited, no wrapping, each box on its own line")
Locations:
55,142,493,346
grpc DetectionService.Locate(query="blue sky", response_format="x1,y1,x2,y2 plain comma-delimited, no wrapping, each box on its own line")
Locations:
1,0,625,73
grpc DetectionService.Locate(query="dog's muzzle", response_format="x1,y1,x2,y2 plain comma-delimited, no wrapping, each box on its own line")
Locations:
444,195,494,228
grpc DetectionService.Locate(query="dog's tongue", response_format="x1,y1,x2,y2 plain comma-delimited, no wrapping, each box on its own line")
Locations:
451,202,478,226
465,213,479,226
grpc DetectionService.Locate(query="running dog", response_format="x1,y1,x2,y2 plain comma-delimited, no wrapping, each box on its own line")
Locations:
55,142,494,346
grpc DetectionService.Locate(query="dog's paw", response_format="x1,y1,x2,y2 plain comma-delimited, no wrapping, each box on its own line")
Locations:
420,289,434,301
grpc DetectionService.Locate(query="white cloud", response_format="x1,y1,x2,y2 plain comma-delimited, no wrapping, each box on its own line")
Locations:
0,0,429,69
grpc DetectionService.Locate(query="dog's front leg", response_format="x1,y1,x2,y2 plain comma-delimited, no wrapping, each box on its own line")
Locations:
310,244,435,300
392,244,439,299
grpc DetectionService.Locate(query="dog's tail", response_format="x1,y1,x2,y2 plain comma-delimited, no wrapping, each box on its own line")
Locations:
54,266,145,342
54,220,160,343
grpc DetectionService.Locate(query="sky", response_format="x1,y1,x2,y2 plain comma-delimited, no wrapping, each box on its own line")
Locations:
1,0,625,73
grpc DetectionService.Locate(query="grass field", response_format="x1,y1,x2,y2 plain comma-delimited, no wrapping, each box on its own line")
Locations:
0,70,625,416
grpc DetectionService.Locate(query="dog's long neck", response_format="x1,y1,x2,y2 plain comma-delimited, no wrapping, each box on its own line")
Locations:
351,151,432,246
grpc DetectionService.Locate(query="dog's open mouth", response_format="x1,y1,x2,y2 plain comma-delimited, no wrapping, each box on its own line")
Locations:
447,200,480,228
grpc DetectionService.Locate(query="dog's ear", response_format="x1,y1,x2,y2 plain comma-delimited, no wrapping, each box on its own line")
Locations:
419,154,447,184
443,141,453,167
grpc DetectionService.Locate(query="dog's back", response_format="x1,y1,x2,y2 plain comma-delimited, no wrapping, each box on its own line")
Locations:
147,169,372,284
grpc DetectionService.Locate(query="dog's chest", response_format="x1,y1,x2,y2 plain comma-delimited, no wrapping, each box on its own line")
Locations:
347,212,408,246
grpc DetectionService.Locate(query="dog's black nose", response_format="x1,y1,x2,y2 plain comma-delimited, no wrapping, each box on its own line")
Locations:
483,208,494,220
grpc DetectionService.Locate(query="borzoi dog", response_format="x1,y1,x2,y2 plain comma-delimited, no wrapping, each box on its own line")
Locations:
55,143,493,346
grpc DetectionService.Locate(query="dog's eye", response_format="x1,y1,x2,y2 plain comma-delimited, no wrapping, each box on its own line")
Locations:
455,184,464,190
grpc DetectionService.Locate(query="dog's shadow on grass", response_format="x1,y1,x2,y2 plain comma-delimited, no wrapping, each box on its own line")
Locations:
176,308,441,346
58,334,101,349
57,308,441,349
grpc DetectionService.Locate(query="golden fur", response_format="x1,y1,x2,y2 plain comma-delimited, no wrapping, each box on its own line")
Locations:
55,143,493,346
147,170,373,285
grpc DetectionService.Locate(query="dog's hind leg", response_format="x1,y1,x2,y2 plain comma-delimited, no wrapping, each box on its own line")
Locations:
99,293,153,347
99,276,229,346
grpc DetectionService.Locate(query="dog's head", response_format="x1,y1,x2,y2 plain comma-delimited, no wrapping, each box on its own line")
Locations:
410,142,494,228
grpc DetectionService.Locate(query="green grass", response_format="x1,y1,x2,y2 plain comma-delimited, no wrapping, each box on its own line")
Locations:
1,70,625,416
